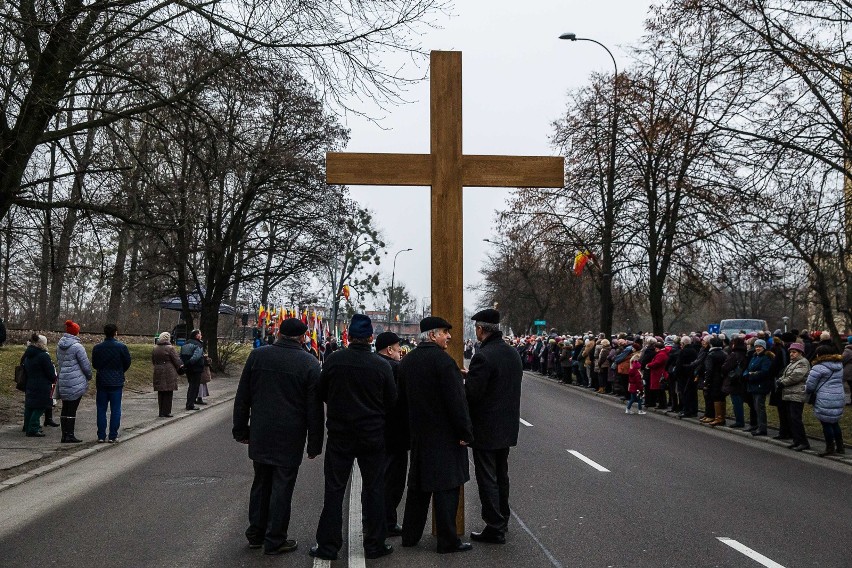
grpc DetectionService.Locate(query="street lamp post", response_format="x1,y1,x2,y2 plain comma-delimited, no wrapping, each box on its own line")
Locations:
559,32,618,338
389,248,413,334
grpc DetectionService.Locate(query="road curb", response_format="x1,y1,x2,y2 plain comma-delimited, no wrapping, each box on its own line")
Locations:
526,371,852,467
0,394,236,493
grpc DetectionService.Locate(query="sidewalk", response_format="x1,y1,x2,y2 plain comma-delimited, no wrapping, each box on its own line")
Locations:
0,374,240,491
527,371,852,467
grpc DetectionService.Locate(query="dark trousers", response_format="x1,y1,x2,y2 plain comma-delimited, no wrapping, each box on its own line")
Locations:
702,390,714,418
384,451,408,529
472,448,510,535
682,380,698,415
776,399,792,438
668,379,679,410
820,421,842,443
186,373,201,409
96,386,123,441
24,407,45,434
401,486,462,551
315,441,387,557
246,461,299,552
788,402,807,447
752,393,767,434
157,391,174,416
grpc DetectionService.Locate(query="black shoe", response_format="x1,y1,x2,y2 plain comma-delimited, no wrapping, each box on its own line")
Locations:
792,444,810,452
387,524,403,537
365,544,394,559
159,414,173,418
61,434,82,443
438,542,473,554
726,423,744,429
186,406,200,411
745,426,758,432
787,443,798,449
196,399,208,405
264,540,297,555
26,431,46,437
772,435,791,440
751,431,767,437
470,531,505,544
44,419,60,427
309,545,337,560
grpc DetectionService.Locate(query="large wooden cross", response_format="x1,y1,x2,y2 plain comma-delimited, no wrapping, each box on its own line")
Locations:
327,51,564,366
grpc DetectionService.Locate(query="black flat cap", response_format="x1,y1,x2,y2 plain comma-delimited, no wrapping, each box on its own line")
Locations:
375,331,400,352
279,318,308,336
419,316,452,332
471,308,500,324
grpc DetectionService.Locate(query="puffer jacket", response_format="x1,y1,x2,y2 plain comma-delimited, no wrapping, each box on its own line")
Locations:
56,333,91,400
777,356,811,403
806,355,846,423
92,337,131,388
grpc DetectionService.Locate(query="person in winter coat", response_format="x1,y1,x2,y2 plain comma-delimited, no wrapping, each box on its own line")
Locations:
625,351,646,415
704,337,728,426
842,337,852,406
720,336,749,428
665,339,682,412
768,334,791,441
56,319,91,443
559,342,573,384
613,339,634,396
152,332,183,417
196,351,213,405
676,336,699,418
582,339,596,389
776,343,811,451
646,342,669,409
180,330,205,411
596,339,612,394
22,334,56,437
806,345,847,456
92,323,132,443
233,318,324,555
464,309,523,545
744,339,774,436
400,316,473,555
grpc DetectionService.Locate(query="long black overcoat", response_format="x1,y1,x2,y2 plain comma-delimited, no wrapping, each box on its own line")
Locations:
465,331,523,450
232,338,324,467
380,353,410,454
400,342,473,492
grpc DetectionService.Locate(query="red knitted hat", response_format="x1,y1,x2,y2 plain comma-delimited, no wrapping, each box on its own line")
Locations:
65,320,80,335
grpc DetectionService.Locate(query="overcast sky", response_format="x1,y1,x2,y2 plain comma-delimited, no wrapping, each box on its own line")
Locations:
343,0,655,312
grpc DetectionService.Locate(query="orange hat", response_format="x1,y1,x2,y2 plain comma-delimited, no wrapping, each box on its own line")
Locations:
65,320,80,335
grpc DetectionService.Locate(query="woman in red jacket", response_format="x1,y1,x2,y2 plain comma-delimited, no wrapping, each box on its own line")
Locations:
646,343,670,409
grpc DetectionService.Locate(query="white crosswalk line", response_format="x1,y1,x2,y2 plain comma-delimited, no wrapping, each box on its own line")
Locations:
519,418,533,427
717,537,786,568
348,463,366,568
566,450,610,472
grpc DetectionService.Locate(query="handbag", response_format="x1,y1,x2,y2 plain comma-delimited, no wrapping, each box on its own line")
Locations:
808,377,826,405
14,365,26,391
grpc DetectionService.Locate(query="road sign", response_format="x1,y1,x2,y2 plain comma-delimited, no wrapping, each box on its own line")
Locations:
708,324,720,334
534,320,546,326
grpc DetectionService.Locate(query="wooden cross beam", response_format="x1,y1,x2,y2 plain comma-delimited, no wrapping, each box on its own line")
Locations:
327,51,564,366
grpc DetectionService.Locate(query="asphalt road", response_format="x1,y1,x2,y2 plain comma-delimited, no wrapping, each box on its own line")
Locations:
1,372,849,567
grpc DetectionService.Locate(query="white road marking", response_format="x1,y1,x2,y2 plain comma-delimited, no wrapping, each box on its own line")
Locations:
348,462,366,568
717,538,786,568
566,450,611,472
511,510,564,568
520,418,533,427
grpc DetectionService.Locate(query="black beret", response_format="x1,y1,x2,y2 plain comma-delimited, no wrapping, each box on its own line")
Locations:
375,331,400,352
349,314,374,339
279,318,308,336
471,308,500,324
419,316,452,333
781,332,796,343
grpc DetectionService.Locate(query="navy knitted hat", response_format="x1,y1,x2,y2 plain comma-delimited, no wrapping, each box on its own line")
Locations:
349,314,374,339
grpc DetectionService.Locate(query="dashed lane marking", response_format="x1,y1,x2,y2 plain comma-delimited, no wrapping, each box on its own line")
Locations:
566,450,611,472
520,418,533,427
717,538,786,568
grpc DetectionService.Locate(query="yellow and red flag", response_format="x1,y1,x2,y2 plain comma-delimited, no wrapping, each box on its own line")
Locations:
573,250,592,276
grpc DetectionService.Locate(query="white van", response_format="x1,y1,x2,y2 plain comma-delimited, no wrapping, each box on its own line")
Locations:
719,318,770,338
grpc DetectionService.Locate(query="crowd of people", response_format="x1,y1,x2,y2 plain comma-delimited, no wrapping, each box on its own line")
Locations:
512,329,851,455
19,321,213,442
233,309,523,558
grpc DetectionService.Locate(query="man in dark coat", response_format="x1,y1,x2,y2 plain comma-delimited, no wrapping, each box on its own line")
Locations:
400,316,474,554
311,314,397,561
91,324,131,443
375,331,409,537
464,309,522,544
180,329,205,410
233,318,324,555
